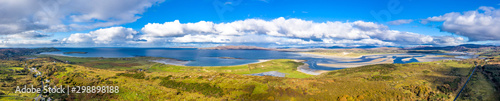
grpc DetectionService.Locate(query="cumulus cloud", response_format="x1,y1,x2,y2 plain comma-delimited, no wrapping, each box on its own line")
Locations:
141,20,215,37
422,6,500,41
0,40,57,47
2,31,51,39
1,18,465,47
0,0,164,35
62,27,138,46
387,19,414,25
141,17,463,46
322,39,395,46
429,36,465,46
171,34,315,45
0,31,55,47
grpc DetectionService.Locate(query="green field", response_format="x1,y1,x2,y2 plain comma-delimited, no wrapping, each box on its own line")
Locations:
149,59,312,78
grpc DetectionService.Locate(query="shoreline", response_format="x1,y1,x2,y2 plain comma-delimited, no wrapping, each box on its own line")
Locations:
151,58,273,67
317,57,394,68
150,59,190,66
298,52,402,58
294,60,330,75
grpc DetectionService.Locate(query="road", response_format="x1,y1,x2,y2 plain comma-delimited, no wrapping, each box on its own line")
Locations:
454,64,478,101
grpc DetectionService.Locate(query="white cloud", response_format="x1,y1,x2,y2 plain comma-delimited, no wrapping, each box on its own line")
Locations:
0,0,164,35
387,19,414,25
63,33,93,44
322,39,396,46
141,20,215,37
2,31,51,39
141,17,463,46
62,27,138,45
422,6,500,41
171,34,315,45
1,18,465,47
430,36,465,46
0,39,57,47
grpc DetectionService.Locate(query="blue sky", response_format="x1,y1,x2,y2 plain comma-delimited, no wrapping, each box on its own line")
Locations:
132,0,496,36
1,0,500,47
60,0,497,38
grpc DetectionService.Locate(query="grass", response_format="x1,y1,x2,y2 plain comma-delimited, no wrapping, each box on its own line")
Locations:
316,60,477,100
149,59,313,78
35,55,164,70
457,71,497,100
456,57,500,100
2,54,497,100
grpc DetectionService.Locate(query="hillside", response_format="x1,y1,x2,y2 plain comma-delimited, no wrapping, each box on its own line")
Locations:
2,54,497,100
0,48,499,100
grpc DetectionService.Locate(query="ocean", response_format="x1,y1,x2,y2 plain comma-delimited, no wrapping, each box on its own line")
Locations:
40,48,460,70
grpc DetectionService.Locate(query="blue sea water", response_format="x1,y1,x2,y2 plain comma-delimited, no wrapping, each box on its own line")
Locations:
40,48,456,70
41,48,308,66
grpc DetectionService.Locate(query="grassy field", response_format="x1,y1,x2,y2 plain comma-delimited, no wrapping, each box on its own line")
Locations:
35,55,165,70
150,59,311,78
456,56,500,101
1,54,497,100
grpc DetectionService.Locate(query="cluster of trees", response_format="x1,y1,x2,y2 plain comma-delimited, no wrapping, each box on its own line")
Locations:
116,72,145,79
326,64,398,76
115,72,225,97
159,76,223,97
0,60,33,99
483,65,500,83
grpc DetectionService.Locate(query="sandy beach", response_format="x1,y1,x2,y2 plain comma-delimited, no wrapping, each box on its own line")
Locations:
294,60,330,75
152,58,272,66
150,59,190,66
317,57,394,68
297,52,460,69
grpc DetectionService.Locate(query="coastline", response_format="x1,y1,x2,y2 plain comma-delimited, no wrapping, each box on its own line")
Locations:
294,60,330,75
151,58,273,67
150,59,190,66
298,52,401,58
317,57,394,68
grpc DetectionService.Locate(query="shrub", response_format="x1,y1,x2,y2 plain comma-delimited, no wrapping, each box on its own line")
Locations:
116,72,145,79
368,75,394,81
159,77,223,97
423,70,431,74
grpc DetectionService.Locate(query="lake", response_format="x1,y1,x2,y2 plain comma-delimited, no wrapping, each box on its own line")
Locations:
40,48,464,71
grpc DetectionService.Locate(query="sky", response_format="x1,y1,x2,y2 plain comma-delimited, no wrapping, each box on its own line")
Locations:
0,0,500,48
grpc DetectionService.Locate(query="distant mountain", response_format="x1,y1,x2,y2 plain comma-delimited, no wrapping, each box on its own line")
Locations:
407,44,498,52
458,44,495,48
276,45,395,49
199,44,499,52
199,45,271,50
